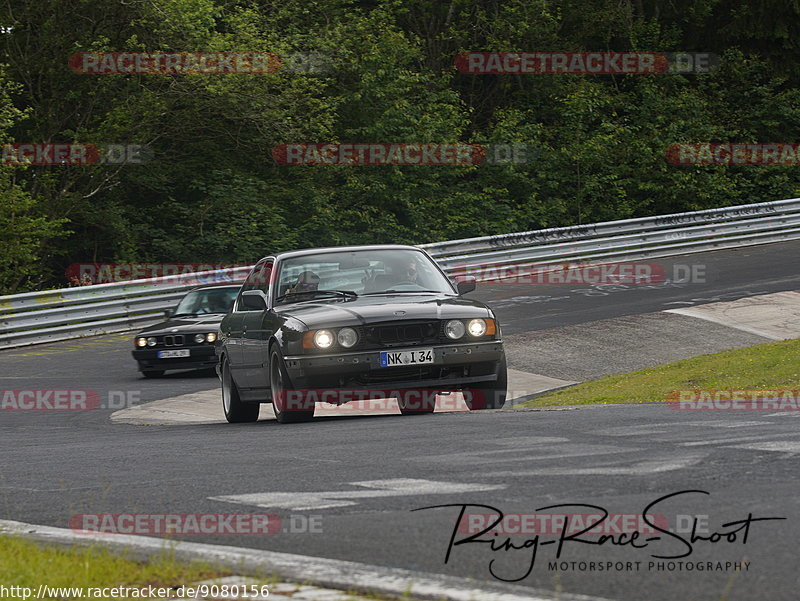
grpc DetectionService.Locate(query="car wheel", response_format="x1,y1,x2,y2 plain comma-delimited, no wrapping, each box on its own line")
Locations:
221,357,259,423
270,348,314,423
397,389,436,415
141,370,165,378
466,354,508,410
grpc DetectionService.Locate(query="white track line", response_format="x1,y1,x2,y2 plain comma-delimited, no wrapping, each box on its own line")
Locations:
0,519,615,601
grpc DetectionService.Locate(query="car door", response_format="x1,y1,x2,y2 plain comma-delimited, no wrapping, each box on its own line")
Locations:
239,259,275,391
223,260,267,375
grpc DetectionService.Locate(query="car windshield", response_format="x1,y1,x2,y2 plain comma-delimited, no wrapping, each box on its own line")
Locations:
275,249,454,303
173,287,239,315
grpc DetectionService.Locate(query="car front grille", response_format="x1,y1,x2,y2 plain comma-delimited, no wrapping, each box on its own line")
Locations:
143,333,211,348
364,321,440,346
163,334,185,347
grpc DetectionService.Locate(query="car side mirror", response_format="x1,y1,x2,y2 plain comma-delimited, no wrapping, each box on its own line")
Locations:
164,308,174,318
241,290,268,310
456,276,477,295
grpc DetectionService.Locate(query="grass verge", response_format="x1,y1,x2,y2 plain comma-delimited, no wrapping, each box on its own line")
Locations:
0,535,421,600
514,338,800,407
0,535,230,590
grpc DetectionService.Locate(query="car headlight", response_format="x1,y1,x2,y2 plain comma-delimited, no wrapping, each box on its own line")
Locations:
467,319,487,337
136,337,147,347
337,327,358,348
194,334,205,344
206,332,217,343
146,337,157,347
445,319,465,340
313,329,335,349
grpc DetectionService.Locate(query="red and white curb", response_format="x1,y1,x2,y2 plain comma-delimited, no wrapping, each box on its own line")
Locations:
0,519,613,601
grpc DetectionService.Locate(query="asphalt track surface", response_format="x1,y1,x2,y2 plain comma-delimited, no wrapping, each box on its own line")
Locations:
2,241,800,601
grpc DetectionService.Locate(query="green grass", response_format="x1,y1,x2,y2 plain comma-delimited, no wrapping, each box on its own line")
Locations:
0,536,230,592
515,338,800,408
0,535,420,601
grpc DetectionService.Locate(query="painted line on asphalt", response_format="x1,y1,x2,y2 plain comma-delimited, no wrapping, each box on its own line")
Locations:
490,453,707,477
680,432,799,447
209,478,506,511
0,519,616,601
726,441,800,454
419,443,636,466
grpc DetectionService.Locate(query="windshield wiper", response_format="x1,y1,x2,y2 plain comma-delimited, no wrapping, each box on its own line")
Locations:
171,312,199,317
276,289,358,303
362,289,442,295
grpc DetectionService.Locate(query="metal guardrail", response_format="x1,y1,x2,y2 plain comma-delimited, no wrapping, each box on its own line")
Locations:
0,267,252,348
2,197,799,349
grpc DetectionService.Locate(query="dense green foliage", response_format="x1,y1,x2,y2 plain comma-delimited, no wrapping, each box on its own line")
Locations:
1,0,799,293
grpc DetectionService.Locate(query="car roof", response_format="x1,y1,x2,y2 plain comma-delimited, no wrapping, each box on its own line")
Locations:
259,244,425,263
188,284,242,292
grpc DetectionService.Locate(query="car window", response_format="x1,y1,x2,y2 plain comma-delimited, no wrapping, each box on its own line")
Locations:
236,260,273,311
173,288,238,315
275,249,453,301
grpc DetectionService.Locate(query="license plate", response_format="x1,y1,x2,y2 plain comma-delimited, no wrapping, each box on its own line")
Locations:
157,349,190,359
380,348,434,367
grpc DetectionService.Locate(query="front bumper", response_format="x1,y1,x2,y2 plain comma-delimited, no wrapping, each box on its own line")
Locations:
132,346,217,372
283,340,504,390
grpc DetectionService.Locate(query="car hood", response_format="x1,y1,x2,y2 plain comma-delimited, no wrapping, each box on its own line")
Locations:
136,314,225,336
273,294,492,329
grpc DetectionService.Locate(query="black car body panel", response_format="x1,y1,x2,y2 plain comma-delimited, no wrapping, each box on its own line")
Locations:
216,245,506,406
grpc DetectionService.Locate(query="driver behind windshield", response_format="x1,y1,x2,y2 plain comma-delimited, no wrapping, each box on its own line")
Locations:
390,258,419,285
205,291,231,313
401,260,418,284
287,270,320,294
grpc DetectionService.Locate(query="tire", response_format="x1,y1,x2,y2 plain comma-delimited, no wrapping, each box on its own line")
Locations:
270,348,314,423
397,389,436,415
221,357,259,423
141,370,164,378
467,355,508,410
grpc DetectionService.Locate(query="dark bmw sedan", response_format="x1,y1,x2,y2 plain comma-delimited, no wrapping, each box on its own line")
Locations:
217,245,506,424
132,285,240,377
